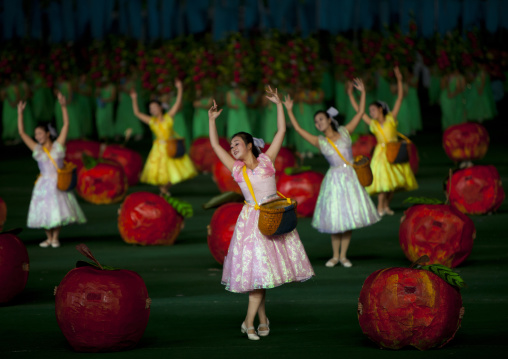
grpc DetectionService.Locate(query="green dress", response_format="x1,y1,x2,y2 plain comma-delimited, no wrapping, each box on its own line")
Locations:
429,73,441,105
226,90,251,139
2,84,20,141
466,72,497,122
321,70,335,103
55,82,82,139
95,84,115,139
115,80,144,138
75,82,94,137
406,85,422,133
192,98,211,139
246,92,262,137
334,80,348,116
170,95,192,148
294,91,321,155
376,76,397,106
439,76,466,130
18,83,36,136
30,73,54,123
343,91,374,135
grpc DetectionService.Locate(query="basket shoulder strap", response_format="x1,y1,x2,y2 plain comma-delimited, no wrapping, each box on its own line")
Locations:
396,131,411,143
42,146,60,172
374,121,389,143
242,166,260,210
326,137,353,167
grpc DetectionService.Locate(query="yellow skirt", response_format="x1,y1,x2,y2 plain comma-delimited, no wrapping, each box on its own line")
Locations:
366,144,418,195
140,140,197,186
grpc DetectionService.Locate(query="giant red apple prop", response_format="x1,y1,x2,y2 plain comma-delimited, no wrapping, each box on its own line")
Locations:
77,155,128,204
443,123,489,162
0,197,6,231
277,169,324,217
118,192,184,245
102,145,144,186
65,140,101,171
352,135,377,159
358,265,464,350
212,158,241,194
190,137,230,172
207,202,243,264
399,204,475,267
0,230,29,303
55,244,150,352
446,165,505,215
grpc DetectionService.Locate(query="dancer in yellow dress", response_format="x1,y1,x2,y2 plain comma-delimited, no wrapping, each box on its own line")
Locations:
348,67,417,216
130,79,197,194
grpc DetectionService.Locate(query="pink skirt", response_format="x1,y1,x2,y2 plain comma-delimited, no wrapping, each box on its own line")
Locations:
221,204,315,293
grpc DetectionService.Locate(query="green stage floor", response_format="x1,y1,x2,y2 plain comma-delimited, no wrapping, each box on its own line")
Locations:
1,124,507,359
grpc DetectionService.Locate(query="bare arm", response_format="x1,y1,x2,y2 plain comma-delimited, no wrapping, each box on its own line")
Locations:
344,78,366,134
130,90,152,124
17,102,38,151
208,100,235,171
391,67,404,118
167,79,183,118
283,94,319,148
264,86,286,162
55,92,69,145
347,81,372,125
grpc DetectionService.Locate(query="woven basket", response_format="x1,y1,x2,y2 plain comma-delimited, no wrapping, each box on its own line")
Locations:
353,155,373,187
386,140,409,164
258,198,298,236
57,162,77,192
167,138,186,158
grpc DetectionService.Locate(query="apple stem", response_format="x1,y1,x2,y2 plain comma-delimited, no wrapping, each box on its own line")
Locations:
76,243,104,270
409,255,430,268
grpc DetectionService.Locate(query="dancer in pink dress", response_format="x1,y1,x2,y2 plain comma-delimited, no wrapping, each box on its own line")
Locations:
208,86,314,341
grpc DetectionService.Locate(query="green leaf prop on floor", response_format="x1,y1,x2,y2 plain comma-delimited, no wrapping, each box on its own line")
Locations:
163,195,194,218
420,264,467,289
403,196,445,205
284,166,312,175
202,191,244,210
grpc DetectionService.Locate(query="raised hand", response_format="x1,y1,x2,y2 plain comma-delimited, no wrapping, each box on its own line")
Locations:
265,85,281,104
282,94,294,111
175,78,183,90
394,66,403,81
129,88,138,99
57,92,67,106
352,78,365,92
208,100,223,121
17,101,26,114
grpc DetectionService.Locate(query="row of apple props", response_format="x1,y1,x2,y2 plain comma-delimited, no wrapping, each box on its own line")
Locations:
55,244,150,352
118,192,192,246
358,256,465,350
443,122,489,165
66,140,143,187
0,228,29,304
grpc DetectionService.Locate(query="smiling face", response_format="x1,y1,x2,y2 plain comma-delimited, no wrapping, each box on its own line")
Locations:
35,127,50,145
314,112,331,132
230,136,251,160
149,102,162,117
369,104,382,120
